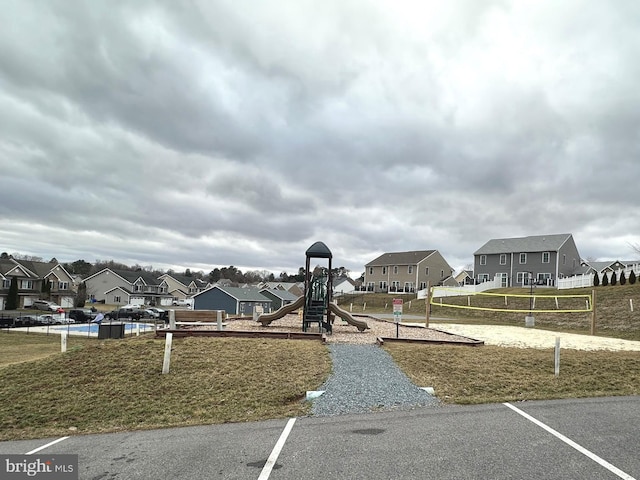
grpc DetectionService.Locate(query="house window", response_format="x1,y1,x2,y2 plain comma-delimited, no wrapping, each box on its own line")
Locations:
519,253,527,264
441,270,445,278
419,281,427,290
393,266,398,274
391,281,400,291
113,295,121,303
20,280,34,289
563,254,566,265
542,252,550,263
425,267,429,275
382,267,387,275
408,265,413,274
479,255,486,266
404,282,414,292
379,281,387,290
58,281,69,290
367,282,375,291
477,274,489,282
369,267,373,275
2,279,10,289
499,254,507,265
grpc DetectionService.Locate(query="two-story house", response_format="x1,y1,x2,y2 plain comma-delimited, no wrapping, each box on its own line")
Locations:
0,257,76,309
83,268,173,306
157,273,210,302
473,233,582,287
364,250,455,293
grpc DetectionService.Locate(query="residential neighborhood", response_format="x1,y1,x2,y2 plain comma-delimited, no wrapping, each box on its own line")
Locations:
2,232,639,314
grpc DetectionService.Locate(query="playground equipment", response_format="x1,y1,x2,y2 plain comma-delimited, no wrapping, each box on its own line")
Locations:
257,241,368,332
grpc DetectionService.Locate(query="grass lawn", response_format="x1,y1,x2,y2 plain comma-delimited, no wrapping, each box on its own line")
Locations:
384,344,640,405
0,332,330,441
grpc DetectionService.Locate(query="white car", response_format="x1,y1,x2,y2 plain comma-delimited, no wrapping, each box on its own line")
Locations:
172,299,193,308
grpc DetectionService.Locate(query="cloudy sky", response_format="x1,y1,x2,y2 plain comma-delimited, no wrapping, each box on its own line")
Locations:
1,0,639,277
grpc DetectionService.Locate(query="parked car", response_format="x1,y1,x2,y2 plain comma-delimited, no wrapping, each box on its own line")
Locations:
143,309,161,319
147,307,168,322
172,299,193,308
68,308,97,323
105,308,144,321
40,314,74,325
32,300,65,313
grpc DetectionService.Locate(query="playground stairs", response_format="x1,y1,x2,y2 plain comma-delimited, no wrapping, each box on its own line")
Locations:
303,300,332,333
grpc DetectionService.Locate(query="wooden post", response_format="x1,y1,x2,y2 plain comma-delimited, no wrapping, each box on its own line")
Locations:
425,282,431,328
169,309,176,330
61,332,68,353
590,289,596,335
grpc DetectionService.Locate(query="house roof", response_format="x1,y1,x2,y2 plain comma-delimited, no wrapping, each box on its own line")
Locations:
366,250,436,267
198,286,271,302
334,277,356,287
474,234,573,255
259,288,300,301
582,260,624,273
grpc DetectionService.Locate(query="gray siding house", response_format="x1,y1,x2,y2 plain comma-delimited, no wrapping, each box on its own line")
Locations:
364,250,455,293
193,286,272,315
259,288,300,311
83,268,172,306
473,233,582,287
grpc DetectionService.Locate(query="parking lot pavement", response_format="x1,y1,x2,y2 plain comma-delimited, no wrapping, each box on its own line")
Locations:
1,396,637,479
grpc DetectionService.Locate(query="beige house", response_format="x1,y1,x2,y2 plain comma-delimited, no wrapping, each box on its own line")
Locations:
157,273,210,302
364,250,455,293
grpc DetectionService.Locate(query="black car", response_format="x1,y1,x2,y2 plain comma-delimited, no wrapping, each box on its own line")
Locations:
68,308,97,323
105,308,144,321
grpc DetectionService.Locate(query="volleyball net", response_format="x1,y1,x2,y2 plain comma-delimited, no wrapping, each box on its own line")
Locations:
429,287,592,314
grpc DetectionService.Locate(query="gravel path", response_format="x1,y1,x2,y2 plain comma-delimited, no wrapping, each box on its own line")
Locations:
310,344,438,416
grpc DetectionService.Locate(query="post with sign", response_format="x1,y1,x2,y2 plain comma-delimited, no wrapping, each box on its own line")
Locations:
393,298,403,338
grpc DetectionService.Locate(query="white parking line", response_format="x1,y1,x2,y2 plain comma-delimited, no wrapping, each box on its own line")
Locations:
25,436,70,455
258,418,296,480
504,403,636,480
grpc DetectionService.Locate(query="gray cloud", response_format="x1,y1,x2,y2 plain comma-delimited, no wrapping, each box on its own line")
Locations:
2,0,640,276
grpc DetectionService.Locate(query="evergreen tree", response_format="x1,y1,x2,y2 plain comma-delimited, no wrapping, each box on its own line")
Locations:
6,277,18,310
630,270,637,285
620,271,626,285
593,272,600,287
75,282,87,308
42,278,51,299
602,272,609,286
611,271,617,286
